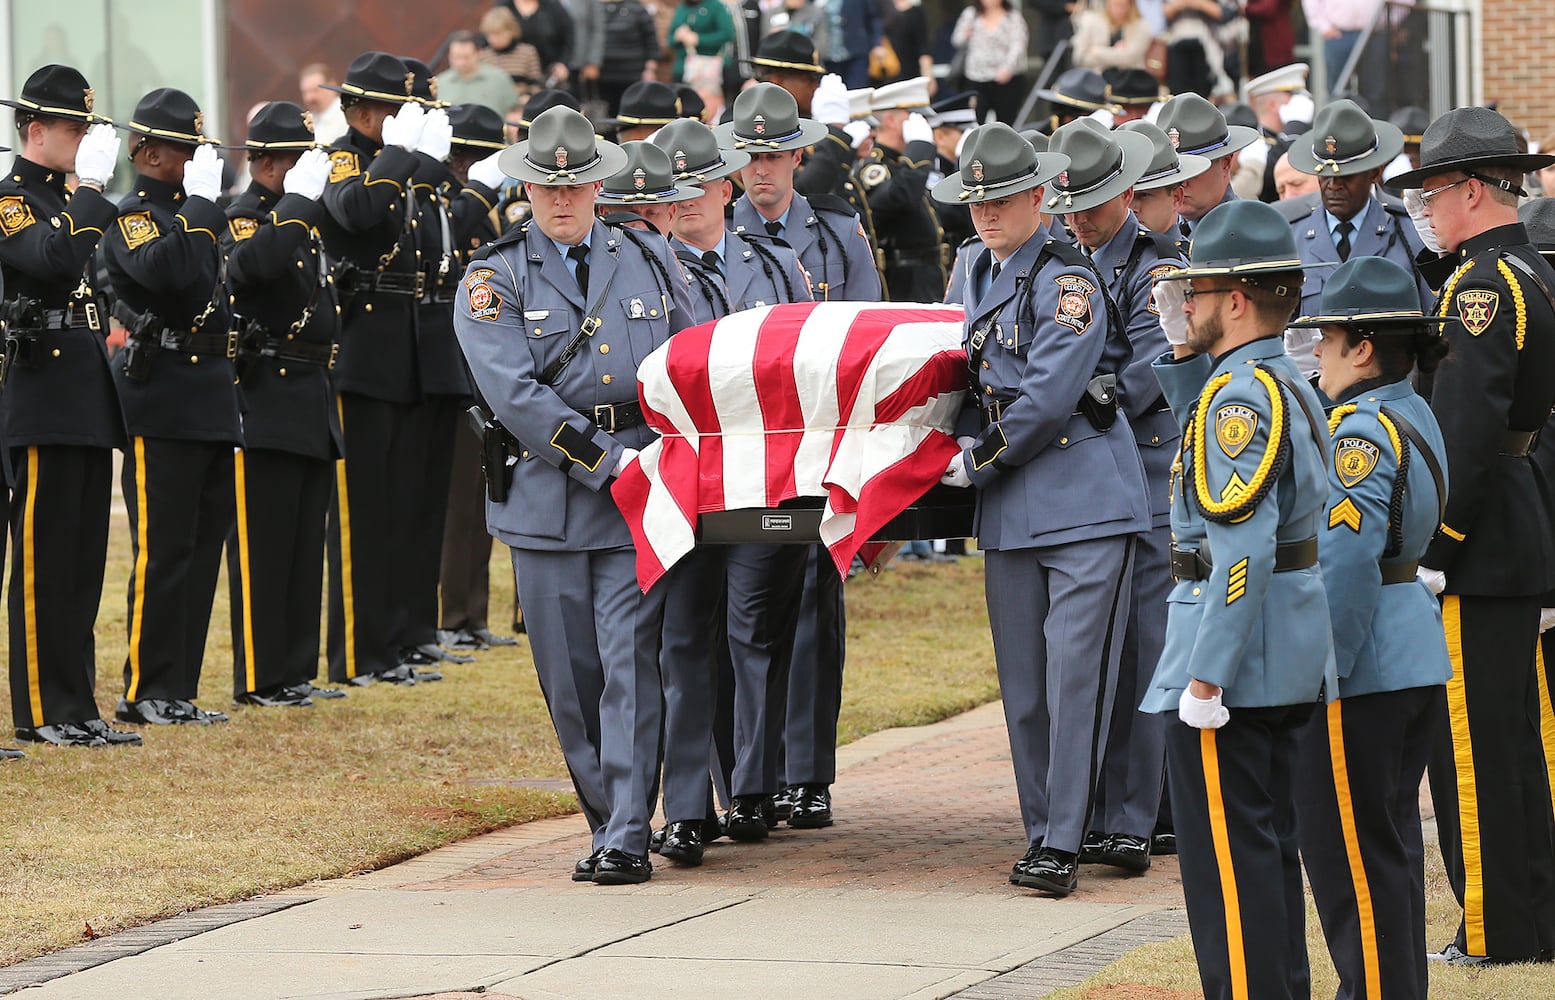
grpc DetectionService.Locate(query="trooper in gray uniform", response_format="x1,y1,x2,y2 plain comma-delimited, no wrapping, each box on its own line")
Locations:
1044,119,1185,874
932,122,1151,896
453,107,695,885
1155,94,1259,238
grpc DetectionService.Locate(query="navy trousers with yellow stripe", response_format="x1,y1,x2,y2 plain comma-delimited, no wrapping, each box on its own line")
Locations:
1166,705,1313,1000
121,437,235,702
1427,595,1555,960
7,445,111,728
228,448,332,698
1297,688,1440,1000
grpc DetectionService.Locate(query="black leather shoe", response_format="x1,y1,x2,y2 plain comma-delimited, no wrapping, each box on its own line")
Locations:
773,785,795,822
788,784,833,828
439,628,488,651
473,627,520,646
374,666,418,686
411,667,443,682
702,814,725,844
660,821,705,866
1150,831,1177,856
573,848,605,882
725,795,771,842
399,648,440,667
415,642,475,665
80,719,144,745
342,674,376,687
294,683,346,700
1013,848,1079,896
117,697,225,725
1099,833,1152,872
1426,942,1549,967
1,746,23,760
174,701,229,724
235,686,313,708
1079,830,1107,865
1009,841,1043,885
16,722,108,747
650,826,667,853
592,848,652,885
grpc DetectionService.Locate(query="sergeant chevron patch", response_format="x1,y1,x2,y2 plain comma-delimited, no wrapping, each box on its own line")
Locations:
1328,496,1363,532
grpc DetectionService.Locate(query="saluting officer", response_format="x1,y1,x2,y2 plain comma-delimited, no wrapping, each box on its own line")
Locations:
926,91,978,252
1291,256,1453,1000
1045,119,1184,874
223,103,344,708
0,66,139,749
317,52,444,687
856,78,945,302
453,106,696,885
1145,200,1337,999
1392,107,1555,967
105,89,240,728
1155,94,1259,237
931,122,1151,896
1032,68,1121,134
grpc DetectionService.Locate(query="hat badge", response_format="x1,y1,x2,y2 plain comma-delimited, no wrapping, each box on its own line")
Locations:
1058,169,1069,189
405,72,415,96
970,159,984,182
428,78,439,100
633,167,646,190
554,146,569,169
83,88,94,113
1324,135,1338,155
193,112,205,137
674,150,687,172
1167,127,1180,149
752,114,766,136
302,110,315,133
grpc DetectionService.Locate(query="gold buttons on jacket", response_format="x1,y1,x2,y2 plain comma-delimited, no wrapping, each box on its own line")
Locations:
190,355,199,363
278,368,288,376
602,374,614,385
364,303,373,313
599,344,610,354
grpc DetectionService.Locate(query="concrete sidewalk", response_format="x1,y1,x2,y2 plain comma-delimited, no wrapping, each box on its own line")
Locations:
5,702,1188,1000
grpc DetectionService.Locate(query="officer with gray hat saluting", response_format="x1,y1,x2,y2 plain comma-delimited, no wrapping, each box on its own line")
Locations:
453,105,696,886
932,121,1151,897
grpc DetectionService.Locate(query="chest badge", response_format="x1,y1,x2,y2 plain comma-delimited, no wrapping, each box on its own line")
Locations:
628,297,645,318
1215,404,1258,458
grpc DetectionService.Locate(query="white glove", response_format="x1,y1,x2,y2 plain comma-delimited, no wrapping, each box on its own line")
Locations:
811,73,850,126
1403,188,1444,254
1541,609,1555,634
902,112,933,146
381,101,426,150
1239,136,1270,168
1280,93,1315,128
956,435,977,450
1152,277,1189,346
844,121,872,149
1179,687,1230,729
417,108,453,162
468,150,507,190
74,123,120,188
611,446,640,478
1416,566,1446,596
182,145,225,202
282,147,331,200
940,451,971,487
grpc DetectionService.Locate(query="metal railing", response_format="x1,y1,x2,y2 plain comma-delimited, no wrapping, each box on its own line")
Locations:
1328,0,1473,118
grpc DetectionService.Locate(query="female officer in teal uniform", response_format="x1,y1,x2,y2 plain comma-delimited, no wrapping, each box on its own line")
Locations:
1293,255,1453,1000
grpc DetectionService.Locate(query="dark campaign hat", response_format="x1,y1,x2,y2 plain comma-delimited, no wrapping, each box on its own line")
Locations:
1390,106,1555,188
519,89,581,130
713,83,828,153
1288,99,1402,177
1219,101,1258,132
1155,93,1259,162
245,101,316,151
1120,119,1211,191
1044,119,1154,213
1035,68,1121,115
674,84,706,122
1104,68,1166,108
928,91,978,129
449,105,506,151
322,51,415,105
747,30,826,76
403,58,447,108
1520,198,1555,253
1390,105,1429,145
116,88,225,146
597,140,703,205
1159,200,1306,279
651,117,749,182
1,64,102,122
932,121,1069,206
501,105,628,185
1291,256,1453,328
605,81,682,131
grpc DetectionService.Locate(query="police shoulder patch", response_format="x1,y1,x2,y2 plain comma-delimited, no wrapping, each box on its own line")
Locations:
858,162,890,189
464,267,496,289
1215,404,1258,458
1145,264,1180,313
1335,436,1380,488
228,217,259,241
0,195,35,236
1053,274,1096,333
328,150,360,184
1455,287,1499,336
118,211,160,250
467,277,502,321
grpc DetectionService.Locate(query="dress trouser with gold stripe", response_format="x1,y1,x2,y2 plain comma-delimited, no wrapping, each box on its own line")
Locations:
1427,594,1555,960
7,445,111,728
227,447,332,697
1166,704,1314,1000
1296,687,1441,1000
121,437,235,702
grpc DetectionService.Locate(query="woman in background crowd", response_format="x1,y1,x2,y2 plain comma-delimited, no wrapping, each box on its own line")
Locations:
950,0,1028,126
1072,0,1155,74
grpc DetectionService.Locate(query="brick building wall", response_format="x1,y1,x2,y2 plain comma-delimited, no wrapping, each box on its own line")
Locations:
1481,0,1555,144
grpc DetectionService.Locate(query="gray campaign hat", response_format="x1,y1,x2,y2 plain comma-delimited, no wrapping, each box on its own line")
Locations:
1157,199,1306,280
596,140,703,205
1521,197,1555,254
1019,129,1050,154
500,106,629,185
650,117,750,183
1043,119,1154,214
931,122,1069,206
1290,256,1453,329
1287,100,1403,177
1155,93,1259,162
1390,105,1555,188
713,83,829,153
1120,119,1211,191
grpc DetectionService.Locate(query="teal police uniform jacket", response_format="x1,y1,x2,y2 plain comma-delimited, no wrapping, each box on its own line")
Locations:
670,232,812,326
731,191,880,302
1145,337,1339,711
956,233,1150,549
1320,378,1451,698
453,219,695,550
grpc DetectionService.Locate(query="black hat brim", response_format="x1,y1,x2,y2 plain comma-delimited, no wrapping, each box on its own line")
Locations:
1391,151,1555,189
0,98,104,123
1289,311,1457,329
319,83,414,105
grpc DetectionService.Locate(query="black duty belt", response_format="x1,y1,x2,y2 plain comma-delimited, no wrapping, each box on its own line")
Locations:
984,397,1084,422
420,270,459,304
1169,537,1318,581
1380,560,1420,585
136,328,239,359
886,248,942,268
577,400,645,434
1501,428,1540,456
341,269,425,297
41,302,102,331
256,335,338,369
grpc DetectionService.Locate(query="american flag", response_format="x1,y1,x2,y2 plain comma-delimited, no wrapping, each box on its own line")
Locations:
612,301,970,591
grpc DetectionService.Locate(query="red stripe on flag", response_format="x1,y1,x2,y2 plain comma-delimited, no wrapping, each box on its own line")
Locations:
663,323,725,514
610,460,667,591
875,349,970,423
824,431,961,576
753,302,815,504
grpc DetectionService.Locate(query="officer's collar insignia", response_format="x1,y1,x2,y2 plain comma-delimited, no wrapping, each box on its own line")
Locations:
753,114,766,136
970,159,984,182
1167,127,1180,149
83,88,94,113
1324,134,1338,155
633,167,646,190
405,72,416,95
674,151,687,172
555,146,569,169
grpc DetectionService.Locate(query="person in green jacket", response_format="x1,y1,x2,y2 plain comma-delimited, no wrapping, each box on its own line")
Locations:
669,0,736,85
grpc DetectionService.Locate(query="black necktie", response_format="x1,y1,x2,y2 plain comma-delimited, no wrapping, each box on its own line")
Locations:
1335,221,1354,262
702,249,722,275
991,260,1001,282
764,219,782,237
567,244,590,296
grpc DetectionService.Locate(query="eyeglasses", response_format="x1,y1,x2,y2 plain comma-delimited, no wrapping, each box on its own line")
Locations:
1182,287,1236,302
1417,177,1470,205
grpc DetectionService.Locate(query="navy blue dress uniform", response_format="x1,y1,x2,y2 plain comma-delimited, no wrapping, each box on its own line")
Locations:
223,103,344,707
104,89,242,727
1044,120,1186,870
315,53,432,686
1281,101,1430,377
855,79,945,303
453,107,697,884
0,67,140,749
1392,107,1555,965
925,91,979,253
1287,257,1453,1000
1144,201,1337,1000
931,123,1151,895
